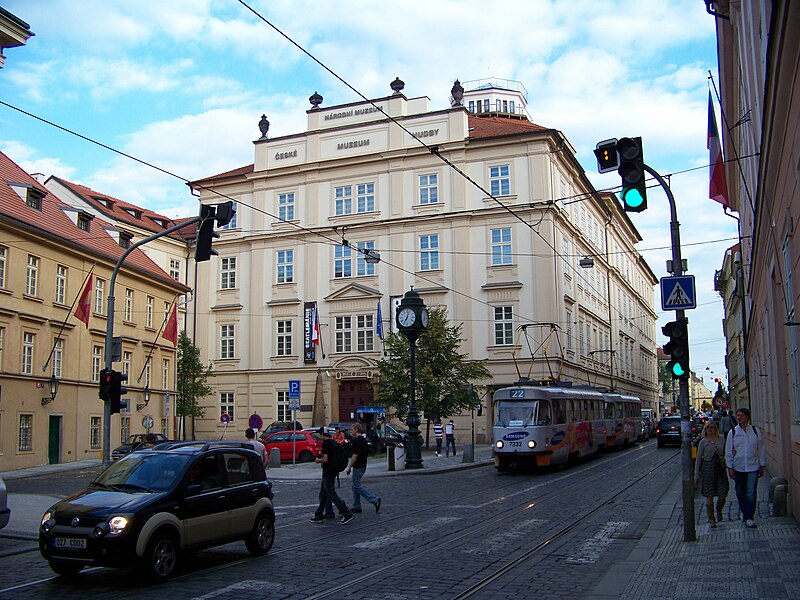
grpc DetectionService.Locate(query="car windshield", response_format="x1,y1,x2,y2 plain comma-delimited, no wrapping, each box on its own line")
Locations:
93,453,192,492
495,401,551,427
122,435,146,445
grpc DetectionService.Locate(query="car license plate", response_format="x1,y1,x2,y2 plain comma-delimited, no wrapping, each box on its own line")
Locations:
54,537,86,549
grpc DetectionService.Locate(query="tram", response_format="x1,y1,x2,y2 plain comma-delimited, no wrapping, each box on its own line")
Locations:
492,383,642,472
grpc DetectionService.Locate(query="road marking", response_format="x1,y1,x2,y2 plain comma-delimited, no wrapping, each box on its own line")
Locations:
462,518,548,554
565,521,631,564
192,580,278,599
351,517,459,549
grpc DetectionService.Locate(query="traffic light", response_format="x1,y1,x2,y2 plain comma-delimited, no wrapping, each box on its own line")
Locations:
99,368,113,401
593,139,619,174
617,136,647,212
662,319,689,379
195,204,220,262
109,370,128,416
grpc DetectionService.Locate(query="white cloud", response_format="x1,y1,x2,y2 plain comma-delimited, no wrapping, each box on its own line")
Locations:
0,139,78,181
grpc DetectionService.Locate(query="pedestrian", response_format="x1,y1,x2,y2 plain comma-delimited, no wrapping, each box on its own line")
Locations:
310,428,354,524
334,426,346,444
433,419,444,457
346,422,381,513
245,427,267,470
724,407,766,528
693,421,729,528
719,409,736,439
445,419,456,457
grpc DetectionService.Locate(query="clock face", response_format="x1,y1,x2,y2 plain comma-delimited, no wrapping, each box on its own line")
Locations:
398,307,416,327
420,309,429,328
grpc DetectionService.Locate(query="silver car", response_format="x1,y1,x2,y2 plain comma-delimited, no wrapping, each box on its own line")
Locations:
0,477,10,529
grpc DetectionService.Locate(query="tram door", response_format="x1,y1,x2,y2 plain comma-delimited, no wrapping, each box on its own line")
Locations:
338,379,373,423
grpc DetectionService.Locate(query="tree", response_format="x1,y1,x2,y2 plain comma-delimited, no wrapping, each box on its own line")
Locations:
375,307,492,429
176,330,213,439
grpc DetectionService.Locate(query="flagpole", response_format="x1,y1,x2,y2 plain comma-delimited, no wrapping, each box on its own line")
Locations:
42,266,95,372
137,295,179,384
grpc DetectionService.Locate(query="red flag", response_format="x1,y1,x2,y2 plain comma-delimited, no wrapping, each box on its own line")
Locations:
73,274,93,328
708,92,729,208
162,304,178,346
311,305,320,346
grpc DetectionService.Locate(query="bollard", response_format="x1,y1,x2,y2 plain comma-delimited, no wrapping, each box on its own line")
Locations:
773,484,787,517
387,445,395,471
268,447,281,468
768,477,788,502
461,443,474,463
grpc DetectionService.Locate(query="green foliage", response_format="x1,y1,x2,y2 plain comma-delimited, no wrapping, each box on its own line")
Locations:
176,330,212,419
375,307,492,421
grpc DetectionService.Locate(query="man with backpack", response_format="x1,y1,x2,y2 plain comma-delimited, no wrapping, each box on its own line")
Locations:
310,428,354,524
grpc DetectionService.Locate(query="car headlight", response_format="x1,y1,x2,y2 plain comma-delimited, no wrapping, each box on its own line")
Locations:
495,440,504,449
41,510,55,532
527,440,536,449
108,516,129,535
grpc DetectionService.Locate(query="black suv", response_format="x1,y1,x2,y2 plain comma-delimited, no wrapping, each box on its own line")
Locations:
39,441,275,582
656,416,683,447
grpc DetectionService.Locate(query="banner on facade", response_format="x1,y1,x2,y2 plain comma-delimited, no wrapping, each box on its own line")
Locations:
304,301,319,364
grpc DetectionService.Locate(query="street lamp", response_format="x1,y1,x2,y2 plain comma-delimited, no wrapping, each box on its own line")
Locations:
137,386,151,412
396,287,429,469
42,374,60,406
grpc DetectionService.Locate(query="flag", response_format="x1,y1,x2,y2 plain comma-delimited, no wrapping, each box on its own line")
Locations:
162,304,178,346
73,274,93,328
311,305,320,346
376,301,384,340
708,91,729,208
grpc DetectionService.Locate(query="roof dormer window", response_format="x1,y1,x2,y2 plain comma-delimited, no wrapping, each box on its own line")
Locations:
123,207,142,219
77,212,92,232
92,195,115,209
119,231,133,249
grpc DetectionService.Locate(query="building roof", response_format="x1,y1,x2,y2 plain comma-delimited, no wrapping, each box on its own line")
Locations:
0,152,188,291
48,175,196,242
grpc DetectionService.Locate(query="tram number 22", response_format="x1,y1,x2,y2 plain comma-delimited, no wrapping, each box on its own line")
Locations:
511,390,525,398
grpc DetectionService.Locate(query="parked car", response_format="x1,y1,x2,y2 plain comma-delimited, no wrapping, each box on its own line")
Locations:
655,416,682,448
382,423,410,445
0,477,9,530
259,421,304,440
261,430,322,463
111,433,170,461
39,441,275,582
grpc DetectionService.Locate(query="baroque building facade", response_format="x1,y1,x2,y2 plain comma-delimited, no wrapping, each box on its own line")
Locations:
190,78,659,443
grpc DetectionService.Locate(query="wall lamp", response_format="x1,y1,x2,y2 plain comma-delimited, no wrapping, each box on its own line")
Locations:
41,374,60,406
137,386,151,412
579,256,594,268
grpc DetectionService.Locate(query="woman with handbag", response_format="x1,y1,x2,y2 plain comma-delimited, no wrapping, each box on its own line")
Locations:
693,420,729,528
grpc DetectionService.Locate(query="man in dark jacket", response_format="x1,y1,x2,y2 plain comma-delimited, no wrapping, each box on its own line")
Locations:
310,428,354,524
346,422,381,513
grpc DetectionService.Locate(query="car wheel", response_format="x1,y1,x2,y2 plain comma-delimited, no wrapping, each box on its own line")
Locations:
49,560,83,577
298,450,315,463
142,531,178,582
245,511,275,556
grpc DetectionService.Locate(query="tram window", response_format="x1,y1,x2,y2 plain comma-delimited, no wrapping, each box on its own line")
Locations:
496,401,540,427
538,403,551,425
604,402,614,419
584,400,591,420
616,404,623,419
553,400,565,424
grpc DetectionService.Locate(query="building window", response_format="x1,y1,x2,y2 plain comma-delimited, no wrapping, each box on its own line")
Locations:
124,288,133,322
144,358,152,388
146,296,154,328
19,414,33,451
278,192,295,221
419,173,438,205
163,358,170,389
25,254,39,296
490,228,512,265
494,306,514,345
419,234,440,271
120,416,130,442
0,246,6,288
277,250,294,284
26,189,43,210
468,100,475,113
334,244,352,278
565,309,573,352
77,213,90,232
94,278,105,315
335,316,352,353
356,183,375,213
483,99,490,112
119,232,132,249
220,324,235,359
161,418,168,438
169,258,181,281
276,320,293,356
92,345,103,381
55,265,67,304
21,332,34,375
356,241,376,276
276,390,289,421
334,185,352,216
122,351,132,379
221,257,237,289
0,327,4,370
53,338,63,379
490,165,510,197
219,201,237,230
220,392,235,421
356,315,374,352
90,416,101,449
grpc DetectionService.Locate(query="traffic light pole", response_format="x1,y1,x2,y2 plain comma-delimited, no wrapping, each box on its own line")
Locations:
102,217,199,467
644,165,696,542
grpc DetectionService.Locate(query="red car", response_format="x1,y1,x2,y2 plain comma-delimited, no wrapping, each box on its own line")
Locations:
261,430,322,463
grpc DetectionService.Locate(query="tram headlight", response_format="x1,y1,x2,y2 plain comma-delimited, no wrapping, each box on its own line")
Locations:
527,440,536,449
495,440,504,449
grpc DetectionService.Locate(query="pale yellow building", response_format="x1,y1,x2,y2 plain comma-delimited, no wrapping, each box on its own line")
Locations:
190,78,659,443
0,152,188,470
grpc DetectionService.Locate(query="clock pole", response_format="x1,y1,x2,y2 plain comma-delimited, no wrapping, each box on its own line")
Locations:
396,288,429,469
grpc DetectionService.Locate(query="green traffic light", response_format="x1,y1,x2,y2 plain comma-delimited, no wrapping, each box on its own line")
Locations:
671,362,686,377
622,187,645,208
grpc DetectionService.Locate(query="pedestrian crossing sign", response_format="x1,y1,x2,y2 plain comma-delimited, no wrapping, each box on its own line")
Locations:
660,275,696,310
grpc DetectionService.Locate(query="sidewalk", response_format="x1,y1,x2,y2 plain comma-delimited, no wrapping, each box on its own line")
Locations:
590,471,800,599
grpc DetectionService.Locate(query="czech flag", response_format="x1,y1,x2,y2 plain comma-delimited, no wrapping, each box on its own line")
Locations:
73,274,93,328
708,91,730,208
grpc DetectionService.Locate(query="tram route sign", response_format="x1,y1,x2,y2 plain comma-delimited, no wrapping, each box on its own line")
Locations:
660,275,696,311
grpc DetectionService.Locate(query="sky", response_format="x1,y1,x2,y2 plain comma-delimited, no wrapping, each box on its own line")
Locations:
0,0,739,392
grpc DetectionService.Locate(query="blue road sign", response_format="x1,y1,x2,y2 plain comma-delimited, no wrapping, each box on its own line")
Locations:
288,380,301,399
660,275,696,310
